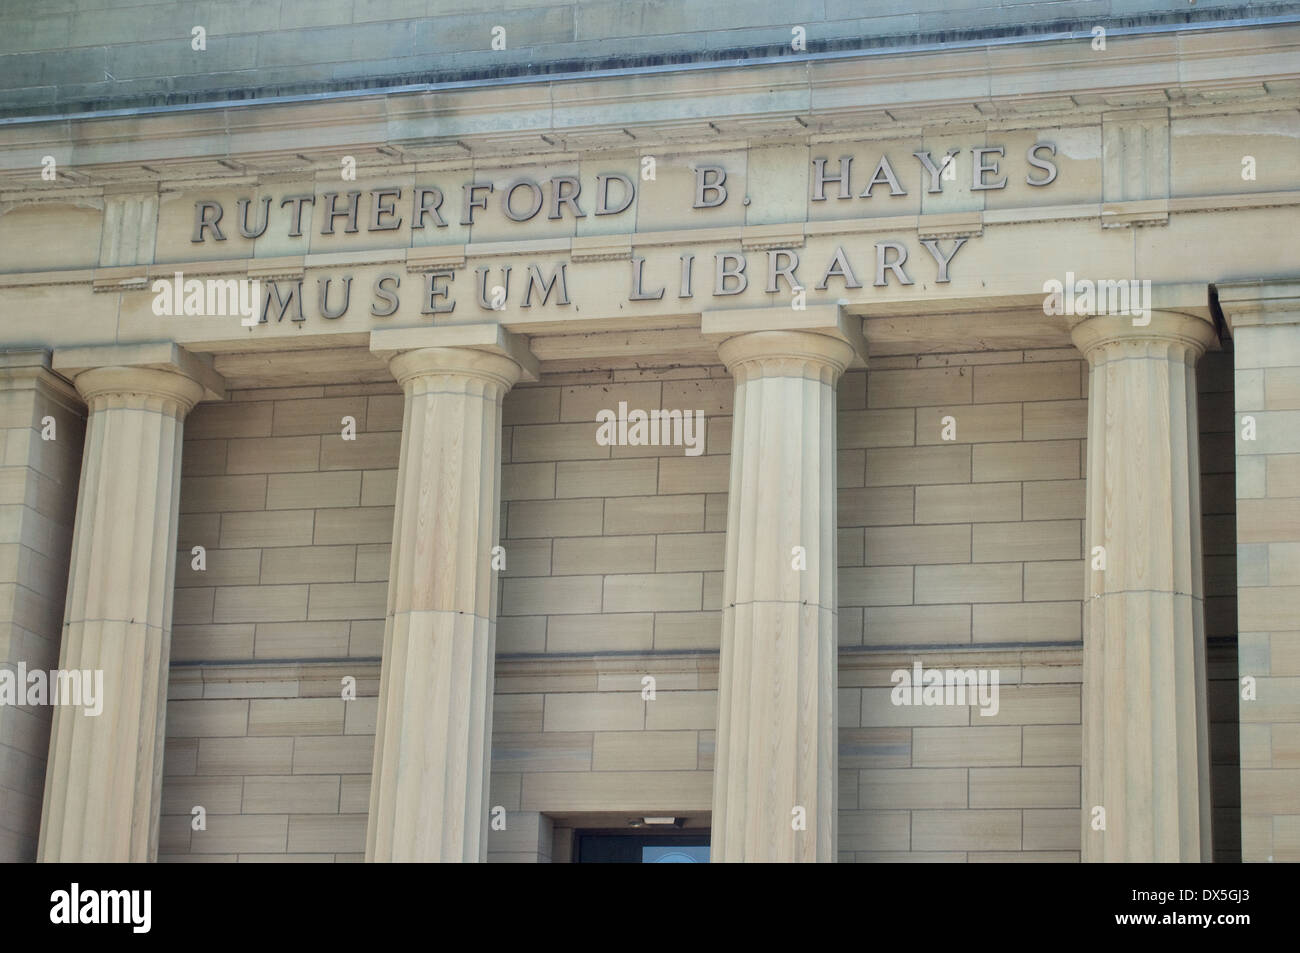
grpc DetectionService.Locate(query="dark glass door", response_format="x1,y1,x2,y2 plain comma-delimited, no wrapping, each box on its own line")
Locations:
575,832,710,863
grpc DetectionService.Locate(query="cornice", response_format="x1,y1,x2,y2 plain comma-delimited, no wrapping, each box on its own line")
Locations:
0,22,1296,191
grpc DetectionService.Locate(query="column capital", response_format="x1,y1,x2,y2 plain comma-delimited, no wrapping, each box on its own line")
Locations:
715,329,856,382
0,348,81,407
0,347,54,385
388,347,525,393
1068,310,1217,362
1215,279,1300,332
370,324,539,387
702,304,867,370
51,341,225,414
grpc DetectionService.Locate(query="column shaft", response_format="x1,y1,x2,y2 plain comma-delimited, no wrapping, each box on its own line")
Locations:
366,347,520,862
711,330,852,863
38,366,204,862
1074,313,1216,862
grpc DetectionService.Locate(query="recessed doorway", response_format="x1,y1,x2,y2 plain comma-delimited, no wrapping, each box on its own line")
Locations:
575,830,710,863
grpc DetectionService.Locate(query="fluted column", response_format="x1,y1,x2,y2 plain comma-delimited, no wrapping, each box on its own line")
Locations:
366,343,524,863
1072,310,1217,863
38,362,210,862
711,329,853,863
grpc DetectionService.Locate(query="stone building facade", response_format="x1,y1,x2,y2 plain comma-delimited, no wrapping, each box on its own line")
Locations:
0,0,1297,862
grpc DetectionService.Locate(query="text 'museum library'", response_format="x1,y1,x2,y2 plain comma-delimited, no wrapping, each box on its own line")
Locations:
0,0,1298,864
